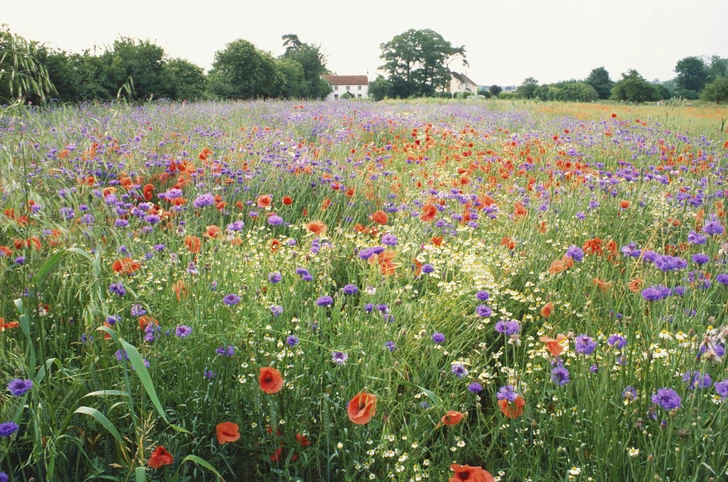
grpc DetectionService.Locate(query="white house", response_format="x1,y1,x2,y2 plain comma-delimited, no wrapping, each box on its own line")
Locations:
322,75,369,100
447,72,479,96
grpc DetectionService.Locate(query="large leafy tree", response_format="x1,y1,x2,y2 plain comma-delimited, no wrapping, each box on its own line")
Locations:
208,39,276,99
379,29,467,98
706,55,728,83
42,49,110,101
100,37,174,100
610,69,661,103
280,34,331,99
164,58,207,101
585,67,614,99
516,77,539,99
674,56,708,99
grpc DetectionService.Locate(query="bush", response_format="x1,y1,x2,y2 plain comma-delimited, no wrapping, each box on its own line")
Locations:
700,78,728,103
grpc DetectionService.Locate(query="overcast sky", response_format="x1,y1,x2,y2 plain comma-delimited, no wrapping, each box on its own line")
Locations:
4,0,727,87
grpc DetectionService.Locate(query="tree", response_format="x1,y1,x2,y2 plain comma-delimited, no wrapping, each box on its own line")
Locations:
489,85,502,97
42,49,110,102
707,55,728,83
273,58,305,99
0,26,55,105
208,39,276,99
610,69,661,103
674,56,708,99
280,34,331,99
368,75,392,101
516,77,539,99
585,67,614,99
164,58,207,101
379,29,467,97
100,37,174,100
701,77,728,103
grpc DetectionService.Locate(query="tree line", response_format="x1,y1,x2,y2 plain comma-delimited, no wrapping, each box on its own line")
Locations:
0,26,331,105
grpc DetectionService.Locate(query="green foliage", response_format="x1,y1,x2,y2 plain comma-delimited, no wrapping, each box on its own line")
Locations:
379,29,467,98
164,58,208,101
674,56,708,97
42,50,111,101
700,77,728,103
100,37,174,100
273,58,305,99
368,75,392,101
488,84,502,97
209,39,276,99
610,69,661,103
706,55,728,83
516,77,539,99
535,81,599,102
0,26,56,105
280,34,331,99
584,67,614,99
477,88,492,98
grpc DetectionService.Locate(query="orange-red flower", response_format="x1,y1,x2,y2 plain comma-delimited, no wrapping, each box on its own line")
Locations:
540,302,554,318
420,203,437,222
282,196,293,205
628,278,643,293
112,257,141,275
539,334,567,357
370,210,388,225
172,279,188,301
347,391,377,425
305,220,327,235
498,395,525,419
138,315,159,330
448,464,495,482
0,317,20,332
259,367,284,394
184,235,201,254
441,411,464,426
142,183,155,201
620,200,631,209
148,446,174,469
257,194,272,209
216,422,241,444
204,225,221,238
296,433,312,446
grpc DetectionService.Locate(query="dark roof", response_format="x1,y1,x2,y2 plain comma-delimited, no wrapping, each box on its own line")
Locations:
450,72,478,86
322,75,369,86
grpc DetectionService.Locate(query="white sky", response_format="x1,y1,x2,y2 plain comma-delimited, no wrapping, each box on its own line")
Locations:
4,0,727,87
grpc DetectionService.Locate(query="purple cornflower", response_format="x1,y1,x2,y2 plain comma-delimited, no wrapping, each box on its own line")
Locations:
8,379,33,396
565,245,584,262
286,335,299,347
332,351,348,365
652,388,681,411
683,371,712,390
468,382,483,393
476,305,493,317
496,385,518,402
688,231,707,245
316,296,333,307
716,274,728,286
267,214,284,226
342,284,359,295
144,214,160,224
108,282,126,297
193,193,215,208
495,320,521,336
0,422,19,437
216,345,235,357
432,332,445,344
14,256,25,265
187,262,199,275
590,364,599,373
1,471,8,482
204,370,217,380
295,267,313,281
131,304,146,317
475,290,490,301
175,326,192,338
381,233,398,246
421,263,434,274
227,220,245,232
106,315,120,326
715,380,728,400
59,207,75,220
115,349,129,361
451,365,468,378
607,334,627,350
385,341,396,352
641,286,668,301
551,366,570,386
270,305,283,317
222,294,241,306
703,220,725,235
574,335,597,355
623,386,638,400
358,248,375,260
268,272,282,283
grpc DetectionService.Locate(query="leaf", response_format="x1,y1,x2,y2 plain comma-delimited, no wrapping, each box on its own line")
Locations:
32,247,92,283
177,455,225,481
82,390,130,399
135,466,146,482
75,406,123,443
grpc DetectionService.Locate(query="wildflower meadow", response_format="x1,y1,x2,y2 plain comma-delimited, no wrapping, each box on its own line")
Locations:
1,99,728,481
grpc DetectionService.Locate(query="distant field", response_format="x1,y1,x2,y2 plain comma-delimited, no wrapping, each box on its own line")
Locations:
1,99,727,481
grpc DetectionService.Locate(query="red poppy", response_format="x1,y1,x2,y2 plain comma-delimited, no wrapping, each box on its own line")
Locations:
270,239,281,252
27,237,41,251
347,392,377,425
448,464,495,482
620,200,631,209
539,334,566,357
282,196,293,205
204,225,221,238
112,258,141,275
296,433,312,446
420,203,437,222
138,315,159,330
184,235,201,254
305,221,327,235
172,279,188,301
216,422,241,444
441,411,464,426
270,447,283,463
259,367,284,394
540,302,554,318
142,183,155,201
431,236,443,246
498,395,525,418
148,446,174,469
0,317,20,332
257,195,272,209
370,210,388,225
0,246,13,257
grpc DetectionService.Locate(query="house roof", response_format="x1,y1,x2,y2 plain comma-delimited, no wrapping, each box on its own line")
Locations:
322,75,369,86
450,72,478,86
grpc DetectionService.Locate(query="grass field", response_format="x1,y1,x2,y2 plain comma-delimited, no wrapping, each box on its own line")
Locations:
1,99,728,481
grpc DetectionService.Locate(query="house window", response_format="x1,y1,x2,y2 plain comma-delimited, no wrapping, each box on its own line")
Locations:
358,85,362,90
346,86,350,91
334,94,339,99
357,94,362,98
334,86,338,91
